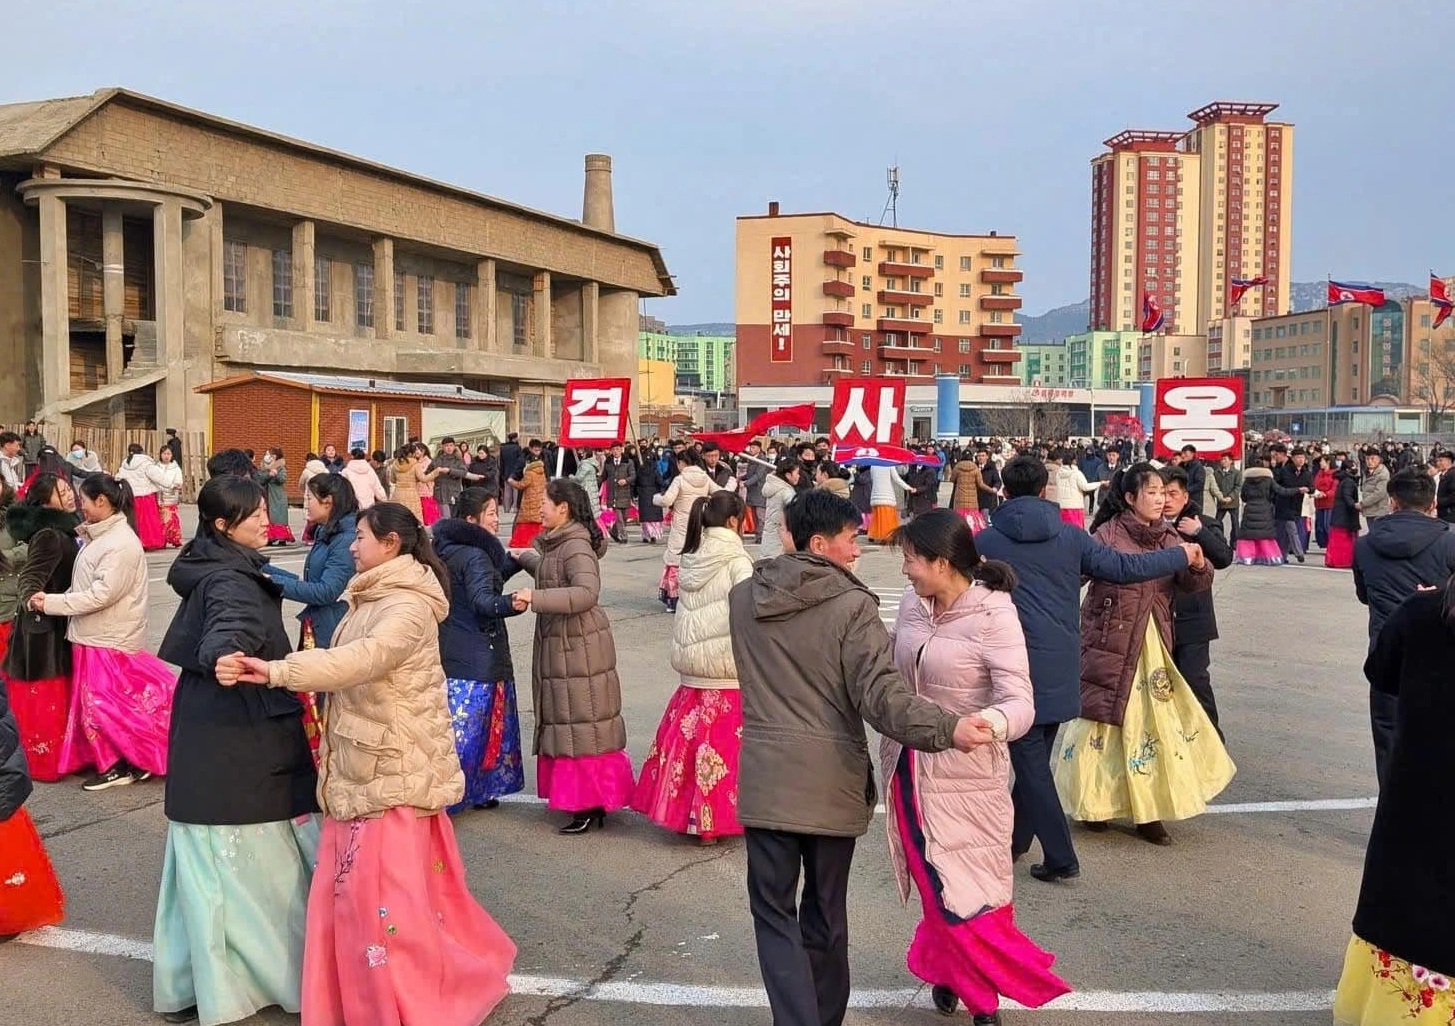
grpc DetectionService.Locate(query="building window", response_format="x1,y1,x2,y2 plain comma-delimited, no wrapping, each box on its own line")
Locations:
394,270,406,331
223,240,248,313
933,309,943,324
417,275,434,334
511,292,530,349
958,310,972,324
455,282,472,339
861,275,871,291
862,246,872,261
933,283,944,297
862,303,872,318
272,249,293,319
958,339,971,353
959,284,972,298
862,334,872,349
354,264,374,329
861,360,872,373
932,338,942,351
990,311,1004,324
383,416,408,457
934,255,944,269
960,256,972,271
958,364,970,376
314,256,331,322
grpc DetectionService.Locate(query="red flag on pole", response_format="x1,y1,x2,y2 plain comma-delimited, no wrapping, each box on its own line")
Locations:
1431,272,1453,329
689,402,816,453
1328,281,1387,307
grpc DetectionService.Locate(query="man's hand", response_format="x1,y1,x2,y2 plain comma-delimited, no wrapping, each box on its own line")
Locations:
952,715,996,751
1176,516,1203,536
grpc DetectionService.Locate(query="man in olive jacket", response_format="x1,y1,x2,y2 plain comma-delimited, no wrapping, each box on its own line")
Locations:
729,489,985,1026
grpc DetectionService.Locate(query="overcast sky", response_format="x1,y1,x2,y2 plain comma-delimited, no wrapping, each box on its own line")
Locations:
3,0,1447,323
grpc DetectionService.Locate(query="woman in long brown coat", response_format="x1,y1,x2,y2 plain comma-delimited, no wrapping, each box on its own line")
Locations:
1053,462,1233,846
512,478,633,834
950,456,996,515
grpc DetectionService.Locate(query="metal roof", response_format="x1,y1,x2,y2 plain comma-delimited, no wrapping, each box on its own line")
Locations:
197,371,512,404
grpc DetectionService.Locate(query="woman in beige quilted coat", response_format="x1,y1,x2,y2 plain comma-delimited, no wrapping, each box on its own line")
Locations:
513,478,634,835
219,502,516,1026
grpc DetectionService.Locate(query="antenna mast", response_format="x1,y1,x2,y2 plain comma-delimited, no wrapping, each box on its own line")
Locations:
880,166,900,227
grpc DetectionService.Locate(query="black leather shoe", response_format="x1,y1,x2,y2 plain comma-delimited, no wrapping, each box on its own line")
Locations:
559,809,606,835
160,1008,199,1024
972,1014,1002,1026
1137,821,1172,846
932,985,958,1016
473,799,500,810
1080,819,1110,832
1029,861,1080,883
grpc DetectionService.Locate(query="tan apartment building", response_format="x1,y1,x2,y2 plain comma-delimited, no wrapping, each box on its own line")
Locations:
0,88,673,442
1136,334,1208,382
1206,316,1253,372
735,205,1022,389
1090,102,1293,337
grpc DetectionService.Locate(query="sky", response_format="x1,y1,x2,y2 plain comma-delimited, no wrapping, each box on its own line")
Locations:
3,0,1448,324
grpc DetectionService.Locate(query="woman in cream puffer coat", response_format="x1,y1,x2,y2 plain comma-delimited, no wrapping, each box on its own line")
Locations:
652,450,720,610
631,491,752,842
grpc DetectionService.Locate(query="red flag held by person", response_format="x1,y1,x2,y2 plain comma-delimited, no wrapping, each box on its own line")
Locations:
689,402,816,453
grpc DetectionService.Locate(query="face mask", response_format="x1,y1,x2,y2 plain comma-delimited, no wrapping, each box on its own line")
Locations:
264,455,274,464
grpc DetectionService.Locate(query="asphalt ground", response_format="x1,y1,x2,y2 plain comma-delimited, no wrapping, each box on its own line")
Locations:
8,499,1376,1026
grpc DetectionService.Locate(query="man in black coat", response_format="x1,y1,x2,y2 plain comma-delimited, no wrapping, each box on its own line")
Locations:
1435,449,1455,524
1161,465,1235,739
1353,469,1455,787
497,433,524,513
1176,445,1207,513
1271,445,1314,562
602,442,638,543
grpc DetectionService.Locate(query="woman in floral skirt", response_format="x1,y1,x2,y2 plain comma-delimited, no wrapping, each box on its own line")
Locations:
632,491,751,844
219,502,515,1026
432,488,525,812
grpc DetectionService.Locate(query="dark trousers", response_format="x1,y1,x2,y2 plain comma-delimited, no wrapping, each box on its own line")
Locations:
751,504,766,543
1314,508,1332,549
611,505,629,541
1276,518,1304,558
745,828,855,1026
1172,641,1222,741
1370,688,1398,790
1215,505,1239,543
1009,723,1078,871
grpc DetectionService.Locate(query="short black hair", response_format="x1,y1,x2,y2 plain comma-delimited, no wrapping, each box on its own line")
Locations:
784,488,861,554
1180,444,1198,456
699,441,721,455
350,448,366,460
206,448,255,478
1160,465,1191,489
371,449,386,462
441,436,456,445
0,432,20,447
1388,468,1435,510
1000,455,1049,498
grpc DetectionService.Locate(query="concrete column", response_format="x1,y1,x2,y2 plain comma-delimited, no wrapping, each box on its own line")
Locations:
477,258,496,353
153,199,187,431
598,288,640,432
37,192,70,437
101,205,126,430
534,271,552,358
372,237,394,340
582,281,600,366
292,220,315,331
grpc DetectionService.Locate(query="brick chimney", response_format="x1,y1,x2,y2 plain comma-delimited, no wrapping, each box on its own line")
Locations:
583,154,615,232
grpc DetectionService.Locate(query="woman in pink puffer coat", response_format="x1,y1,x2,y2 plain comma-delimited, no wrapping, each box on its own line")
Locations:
884,509,1070,1024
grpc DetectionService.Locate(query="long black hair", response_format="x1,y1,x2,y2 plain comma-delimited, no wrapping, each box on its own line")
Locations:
79,473,136,532
545,477,605,552
890,509,1016,592
359,501,451,598
196,475,265,543
682,490,745,556
306,471,359,532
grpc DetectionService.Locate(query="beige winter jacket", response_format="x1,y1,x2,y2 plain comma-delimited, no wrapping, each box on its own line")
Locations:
264,554,464,820
671,527,753,688
516,520,626,758
654,466,721,567
43,513,150,652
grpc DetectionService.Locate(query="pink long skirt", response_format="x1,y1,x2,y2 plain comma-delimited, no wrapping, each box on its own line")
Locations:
1059,507,1086,529
892,750,1070,1015
631,686,743,840
302,809,515,1026
1235,537,1285,566
420,496,441,526
56,643,174,777
1325,526,1357,569
133,492,167,551
536,751,635,813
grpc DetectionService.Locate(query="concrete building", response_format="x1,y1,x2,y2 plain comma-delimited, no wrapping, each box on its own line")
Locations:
637,329,735,394
735,205,1022,390
1206,315,1253,372
1137,333,1208,382
0,88,674,442
1090,102,1293,336
1064,330,1142,389
1019,342,1070,387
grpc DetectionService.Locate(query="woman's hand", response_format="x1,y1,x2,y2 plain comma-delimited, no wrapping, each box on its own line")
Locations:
511,589,532,611
216,652,270,686
27,592,46,612
952,715,997,751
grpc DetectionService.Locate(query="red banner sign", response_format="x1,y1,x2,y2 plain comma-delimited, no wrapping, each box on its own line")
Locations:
770,236,793,363
830,378,906,447
1153,376,1244,460
560,377,632,447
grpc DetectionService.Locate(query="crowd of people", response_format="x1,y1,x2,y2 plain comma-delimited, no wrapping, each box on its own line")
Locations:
0,421,1452,1026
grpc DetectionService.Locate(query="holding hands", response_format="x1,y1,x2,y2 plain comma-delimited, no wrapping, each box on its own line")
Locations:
1178,541,1207,570
510,589,532,612
952,715,997,751
215,652,271,687
27,592,47,612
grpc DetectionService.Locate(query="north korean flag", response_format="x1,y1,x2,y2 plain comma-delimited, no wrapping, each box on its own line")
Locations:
1141,292,1165,334
1328,280,1387,306
1230,275,1269,306
1431,273,1453,329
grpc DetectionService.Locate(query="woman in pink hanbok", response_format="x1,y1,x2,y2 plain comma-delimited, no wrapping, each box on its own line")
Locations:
34,474,175,791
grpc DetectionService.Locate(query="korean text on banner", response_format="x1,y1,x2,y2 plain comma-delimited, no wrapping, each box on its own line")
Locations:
770,237,793,363
1153,376,1244,460
829,378,907,447
560,377,632,447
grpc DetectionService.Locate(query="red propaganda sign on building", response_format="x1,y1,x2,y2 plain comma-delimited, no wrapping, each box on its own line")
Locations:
770,236,793,363
560,377,632,447
830,378,906,447
1153,376,1244,460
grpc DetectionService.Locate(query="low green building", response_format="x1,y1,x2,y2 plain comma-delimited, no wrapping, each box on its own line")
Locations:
1019,342,1069,387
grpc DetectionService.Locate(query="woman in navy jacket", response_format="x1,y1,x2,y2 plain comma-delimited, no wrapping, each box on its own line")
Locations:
262,473,358,648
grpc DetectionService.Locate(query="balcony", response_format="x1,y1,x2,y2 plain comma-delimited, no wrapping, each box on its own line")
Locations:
822,279,855,299
821,338,857,356
876,317,933,335
821,365,855,383
823,249,857,268
879,340,928,358
980,347,1023,362
980,268,1024,285
979,295,1023,311
876,289,933,308
822,311,854,328
982,323,1023,338
878,261,935,279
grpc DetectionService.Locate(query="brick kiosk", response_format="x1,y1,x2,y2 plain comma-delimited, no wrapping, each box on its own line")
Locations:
198,371,512,500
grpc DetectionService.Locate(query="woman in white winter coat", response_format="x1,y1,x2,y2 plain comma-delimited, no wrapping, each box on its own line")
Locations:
652,449,720,611
756,457,802,559
1049,448,1099,530
115,443,168,550
867,463,914,542
631,491,751,843
153,446,185,548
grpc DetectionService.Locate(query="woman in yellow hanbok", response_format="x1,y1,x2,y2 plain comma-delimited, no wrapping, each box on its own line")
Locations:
1054,463,1235,845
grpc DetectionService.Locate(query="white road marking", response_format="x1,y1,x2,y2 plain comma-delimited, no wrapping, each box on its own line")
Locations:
13,927,1333,1012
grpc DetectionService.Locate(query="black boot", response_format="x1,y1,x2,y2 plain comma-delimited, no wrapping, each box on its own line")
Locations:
932,985,958,1016
559,808,606,835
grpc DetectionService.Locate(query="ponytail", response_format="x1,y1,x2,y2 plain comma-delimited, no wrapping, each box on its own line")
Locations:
889,508,1017,593
683,490,746,556
79,472,136,533
360,501,451,599
972,558,1017,593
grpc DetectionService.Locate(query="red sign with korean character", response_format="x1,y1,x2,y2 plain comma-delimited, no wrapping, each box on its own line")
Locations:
829,378,906,447
770,236,793,363
1153,376,1244,460
560,377,632,447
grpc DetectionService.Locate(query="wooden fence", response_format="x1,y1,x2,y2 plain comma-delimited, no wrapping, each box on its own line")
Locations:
2,423,208,502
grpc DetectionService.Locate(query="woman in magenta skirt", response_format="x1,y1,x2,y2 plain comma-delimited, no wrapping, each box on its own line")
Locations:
1233,461,1285,566
220,501,515,1026
1326,459,1361,569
